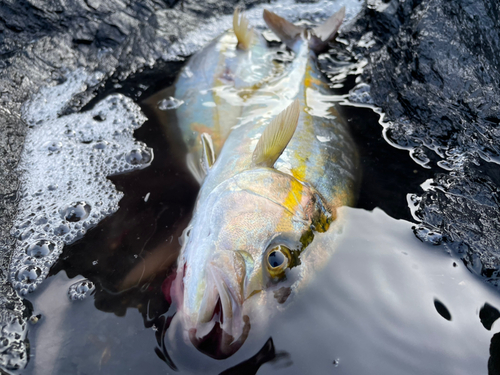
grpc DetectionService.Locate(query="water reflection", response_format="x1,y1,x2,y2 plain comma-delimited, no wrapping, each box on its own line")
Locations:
26,207,500,374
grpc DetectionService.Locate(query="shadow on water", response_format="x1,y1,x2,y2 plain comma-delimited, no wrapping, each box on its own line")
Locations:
24,43,498,375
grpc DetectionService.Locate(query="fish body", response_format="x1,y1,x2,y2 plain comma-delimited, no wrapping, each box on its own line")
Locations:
174,10,283,181
166,8,358,358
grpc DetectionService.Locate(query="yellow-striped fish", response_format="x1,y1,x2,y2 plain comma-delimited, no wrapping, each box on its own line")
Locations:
164,7,358,358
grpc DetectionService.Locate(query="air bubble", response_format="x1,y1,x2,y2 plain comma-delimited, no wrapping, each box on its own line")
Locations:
59,201,91,222
64,129,76,137
26,240,56,258
93,141,109,150
125,148,153,165
54,224,70,236
93,113,106,122
158,96,184,110
10,71,148,311
15,266,42,284
34,216,48,225
43,140,63,153
68,279,95,301
19,229,34,241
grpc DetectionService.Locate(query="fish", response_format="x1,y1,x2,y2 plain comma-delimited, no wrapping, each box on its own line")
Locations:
173,8,287,183
163,7,359,359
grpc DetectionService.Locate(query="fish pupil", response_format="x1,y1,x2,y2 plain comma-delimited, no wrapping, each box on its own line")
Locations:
268,251,285,268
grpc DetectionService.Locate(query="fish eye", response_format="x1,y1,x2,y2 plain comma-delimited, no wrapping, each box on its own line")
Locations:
266,245,291,278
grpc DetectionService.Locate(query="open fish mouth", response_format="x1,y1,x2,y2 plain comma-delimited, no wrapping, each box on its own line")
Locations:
181,254,252,358
188,315,251,359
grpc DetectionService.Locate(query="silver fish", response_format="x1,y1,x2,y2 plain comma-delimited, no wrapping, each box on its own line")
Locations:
165,7,358,358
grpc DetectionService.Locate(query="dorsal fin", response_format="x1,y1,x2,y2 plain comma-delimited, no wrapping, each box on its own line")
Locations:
310,6,345,53
200,132,216,173
233,8,254,50
252,99,300,168
263,9,304,50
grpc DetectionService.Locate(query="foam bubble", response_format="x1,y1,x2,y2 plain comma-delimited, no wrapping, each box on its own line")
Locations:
8,69,153,295
68,279,95,301
158,97,184,110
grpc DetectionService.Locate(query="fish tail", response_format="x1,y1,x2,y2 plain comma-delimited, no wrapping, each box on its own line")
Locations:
310,6,345,54
263,7,345,54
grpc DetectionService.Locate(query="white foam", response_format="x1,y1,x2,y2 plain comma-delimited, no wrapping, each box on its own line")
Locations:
9,69,153,295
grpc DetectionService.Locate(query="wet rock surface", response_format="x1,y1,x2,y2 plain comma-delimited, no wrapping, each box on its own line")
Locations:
337,0,500,284
1,0,500,372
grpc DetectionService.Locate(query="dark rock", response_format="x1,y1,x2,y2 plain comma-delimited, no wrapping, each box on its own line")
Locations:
339,0,500,286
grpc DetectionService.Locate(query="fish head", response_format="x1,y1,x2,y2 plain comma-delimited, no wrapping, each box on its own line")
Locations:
170,168,332,358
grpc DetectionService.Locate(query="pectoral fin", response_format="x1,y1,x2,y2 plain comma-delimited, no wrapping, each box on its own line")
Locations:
263,9,304,50
233,8,254,50
200,132,216,172
310,6,345,53
252,99,300,168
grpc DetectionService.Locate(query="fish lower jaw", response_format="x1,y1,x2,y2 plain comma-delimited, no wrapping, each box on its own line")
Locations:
185,295,244,342
184,313,251,360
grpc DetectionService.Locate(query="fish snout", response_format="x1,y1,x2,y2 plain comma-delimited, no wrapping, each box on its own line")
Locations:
185,250,251,358
204,251,246,326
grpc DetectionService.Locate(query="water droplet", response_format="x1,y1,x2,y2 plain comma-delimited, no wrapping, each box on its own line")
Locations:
333,359,340,367
59,201,91,222
26,240,56,258
125,148,152,165
158,96,184,110
68,279,95,301
47,184,58,191
15,265,42,284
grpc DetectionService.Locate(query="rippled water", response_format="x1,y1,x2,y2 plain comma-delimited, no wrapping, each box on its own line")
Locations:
12,2,500,374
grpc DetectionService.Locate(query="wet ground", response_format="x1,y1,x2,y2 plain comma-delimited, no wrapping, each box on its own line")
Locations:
2,0,500,373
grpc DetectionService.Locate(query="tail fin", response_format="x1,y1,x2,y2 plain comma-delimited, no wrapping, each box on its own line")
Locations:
310,6,345,53
263,9,304,50
263,7,345,54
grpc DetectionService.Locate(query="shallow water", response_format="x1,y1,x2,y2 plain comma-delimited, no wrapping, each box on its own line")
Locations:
25,207,500,374
10,2,500,374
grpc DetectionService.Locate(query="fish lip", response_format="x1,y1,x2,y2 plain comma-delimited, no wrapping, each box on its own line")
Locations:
205,262,244,337
181,259,247,350
188,315,251,359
